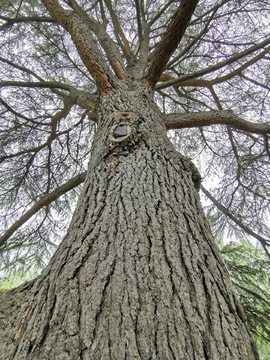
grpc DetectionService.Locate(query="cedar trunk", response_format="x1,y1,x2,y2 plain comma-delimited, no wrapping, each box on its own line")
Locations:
0,84,259,359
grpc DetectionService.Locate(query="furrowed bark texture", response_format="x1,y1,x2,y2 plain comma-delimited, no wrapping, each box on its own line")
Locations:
0,85,259,360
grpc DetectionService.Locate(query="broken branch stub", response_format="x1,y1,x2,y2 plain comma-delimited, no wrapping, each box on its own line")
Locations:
108,123,131,142
108,112,136,143
113,125,127,138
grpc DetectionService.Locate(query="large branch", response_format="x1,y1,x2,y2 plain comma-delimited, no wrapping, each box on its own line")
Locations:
71,90,98,111
157,36,270,90
0,79,98,113
0,16,55,31
165,0,231,69
145,0,199,91
0,96,75,163
65,0,126,81
136,24,150,76
41,0,115,94
0,172,86,247
165,3,222,69
135,0,143,45
0,92,97,164
103,0,131,60
164,110,270,135
0,80,73,91
0,57,72,98
0,54,99,107
201,185,270,255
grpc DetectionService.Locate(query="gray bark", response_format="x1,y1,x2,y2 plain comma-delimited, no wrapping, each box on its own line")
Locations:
0,83,259,360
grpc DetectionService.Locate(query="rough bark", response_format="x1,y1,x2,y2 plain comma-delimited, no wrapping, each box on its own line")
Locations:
0,85,259,360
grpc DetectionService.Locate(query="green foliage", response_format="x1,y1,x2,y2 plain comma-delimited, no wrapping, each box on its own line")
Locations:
218,240,270,356
0,269,38,291
257,341,270,360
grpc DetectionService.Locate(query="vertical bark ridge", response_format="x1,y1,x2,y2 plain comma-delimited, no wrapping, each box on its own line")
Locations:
1,88,259,360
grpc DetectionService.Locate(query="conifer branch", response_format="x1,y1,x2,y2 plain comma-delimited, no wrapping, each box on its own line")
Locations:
146,0,199,91
201,185,270,256
0,172,86,247
0,16,55,31
156,37,270,90
164,110,270,136
41,0,115,94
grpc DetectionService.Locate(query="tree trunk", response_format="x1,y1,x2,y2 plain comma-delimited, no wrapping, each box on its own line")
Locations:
0,84,259,360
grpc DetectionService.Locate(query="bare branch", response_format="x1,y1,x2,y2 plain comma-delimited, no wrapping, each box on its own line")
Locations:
146,0,199,91
136,24,150,76
0,75,98,113
164,110,270,135
0,16,55,31
211,46,270,86
0,56,41,80
0,80,73,91
201,185,270,255
0,172,86,247
135,0,143,45
189,1,229,26
0,96,75,163
0,57,72,98
149,0,176,27
0,97,34,122
103,0,131,59
240,73,270,92
166,2,222,69
156,36,270,90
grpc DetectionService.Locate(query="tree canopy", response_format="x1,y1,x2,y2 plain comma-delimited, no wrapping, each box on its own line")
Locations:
0,0,269,308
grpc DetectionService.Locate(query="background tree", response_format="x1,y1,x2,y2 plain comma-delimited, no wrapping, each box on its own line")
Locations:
218,240,270,358
0,0,269,359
